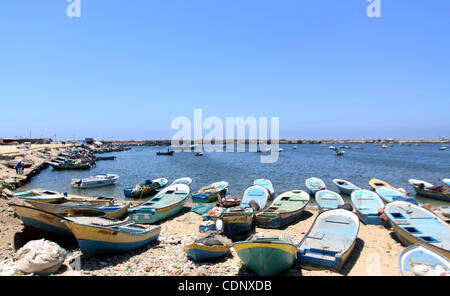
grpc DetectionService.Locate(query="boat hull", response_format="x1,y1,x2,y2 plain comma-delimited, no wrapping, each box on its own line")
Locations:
233,241,296,276
255,208,305,228
129,200,186,224
184,243,230,261
411,186,450,202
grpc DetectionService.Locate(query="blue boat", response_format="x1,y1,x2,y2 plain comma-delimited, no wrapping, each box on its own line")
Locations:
253,179,274,197
350,189,388,226
219,208,254,237
184,233,232,262
170,177,192,186
241,185,270,210
332,179,360,195
385,201,450,259
297,209,360,271
305,177,326,195
315,190,345,212
375,186,419,205
123,178,168,198
191,181,229,203
399,244,450,276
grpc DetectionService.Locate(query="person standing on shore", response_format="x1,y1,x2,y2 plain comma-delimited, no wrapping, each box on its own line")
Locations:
15,161,23,175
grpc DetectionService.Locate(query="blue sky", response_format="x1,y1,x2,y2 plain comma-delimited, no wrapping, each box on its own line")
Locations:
0,1,449,140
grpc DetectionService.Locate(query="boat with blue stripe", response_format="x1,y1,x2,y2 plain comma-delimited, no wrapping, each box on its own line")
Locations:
253,178,274,197
351,189,388,226
399,244,450,276
305,177,326,195
297,209,360,271
385,201,450,259
375,186,419,205
315,190,344,212
191,181,229,203
219,208,254,237
332,179,360,195
241,185,270,210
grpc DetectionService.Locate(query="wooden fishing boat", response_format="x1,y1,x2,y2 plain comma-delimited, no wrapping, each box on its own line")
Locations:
399,244,450,276
219,195,241,208
369,178,394,190
63,220,161,255
384,201,450,259
94,155,117,161
375,186,418,205
408,179,450,202
9,203,129,237
184,233,232,262
233,234,297,276
14,189,115,204
297,209,360,271
440,206,450,218
305,177,326,195
253,178,274,197
335,150,345,156
444,178,450,186
255,190,310,228
70,174,119,189
123,177,168,198
315,190,344,212
128,184,190,224
170,177,192,186
218,208,254,237
49,162,91,170
241,185,270,210
156,150,174,155
22,199,130,219
350,189,388,226
191,181,228,203
332,179,360,195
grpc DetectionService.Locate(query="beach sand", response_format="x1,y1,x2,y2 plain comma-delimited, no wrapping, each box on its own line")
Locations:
3,197,446,276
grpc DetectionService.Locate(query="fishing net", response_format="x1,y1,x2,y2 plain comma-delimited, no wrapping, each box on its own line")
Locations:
195,232,232,247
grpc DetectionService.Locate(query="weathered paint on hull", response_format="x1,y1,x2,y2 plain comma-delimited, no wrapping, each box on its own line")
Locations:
192,193,219,203
129,201,185,224
184,243,230,261
234,243,296,276
77,234,160,255
390,221,450,259
354,209,389,226
412,188,450,202
21,217,72,237
255,209,304,229
12,205,72,236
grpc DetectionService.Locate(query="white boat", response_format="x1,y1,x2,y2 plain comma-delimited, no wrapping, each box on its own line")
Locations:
71,174,119,189
443,178,450,186
293,146,297,150
440,146,447,151
329,146,337,151
382,144,388,149
276,148,283,152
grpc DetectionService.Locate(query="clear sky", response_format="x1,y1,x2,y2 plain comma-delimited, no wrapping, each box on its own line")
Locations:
0,1,449,140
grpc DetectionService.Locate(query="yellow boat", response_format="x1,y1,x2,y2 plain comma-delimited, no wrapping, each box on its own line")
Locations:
369,178,394,190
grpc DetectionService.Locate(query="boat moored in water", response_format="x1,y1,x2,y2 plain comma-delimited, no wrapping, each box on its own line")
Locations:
124,178,168,199
71,174,119,189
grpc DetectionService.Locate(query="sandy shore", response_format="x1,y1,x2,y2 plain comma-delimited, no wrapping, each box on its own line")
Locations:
2,196,448,276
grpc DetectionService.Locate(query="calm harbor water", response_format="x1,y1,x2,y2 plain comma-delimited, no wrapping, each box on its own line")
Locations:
20,143,450,206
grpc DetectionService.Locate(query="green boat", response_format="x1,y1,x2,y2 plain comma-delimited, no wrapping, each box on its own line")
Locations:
128,184,190,224
233,234,297,276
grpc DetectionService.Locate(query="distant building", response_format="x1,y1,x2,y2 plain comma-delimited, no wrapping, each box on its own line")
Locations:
85,138,96,144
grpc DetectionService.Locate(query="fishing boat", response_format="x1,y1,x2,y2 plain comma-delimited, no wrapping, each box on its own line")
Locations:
293,146,297,150
332,179,360,195
439,146,447,151
315,190,344,212
408,179,450,202
443,178,450,186
156,150,174,155
70,174,119,189
9,203,129,237
255,190,310,228
276,148,283,152
253,178,274,197
233,234,297,276
329,146,337,151
399,244,450,276
375,186,418,205
335,150,345,156
440,206,450,218
305,177,326,195
128,184,190,224
191,181,229,203
219,195,241,208
350,189,388,226
184,232,232,262
170,177,192,186
49,162,91,170
63,220,161,255
123,178,168,198
384,201,450,259
14,189,115,204
241,185,270,210
22,199,130,219
369,178,394,190
94,155,117,161
382,144,388,149
218,207,254,237
195,152,204,156
297,209,360,271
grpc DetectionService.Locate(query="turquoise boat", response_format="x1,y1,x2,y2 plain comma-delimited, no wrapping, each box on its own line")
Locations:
170,177,192,186
375,186,419,205
351,189,388,226
64,220,161,255
332,179,360,195
184,233,232,262
305,177,326,195
255,190,310,228
191,181,229,203
241,185,270,210
384,201,450,259
315,190,344,212
399,244,450,276
219,207,254,237
128,184,190,224
233,234,297,276
297,209,360,271
253,178,274,197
